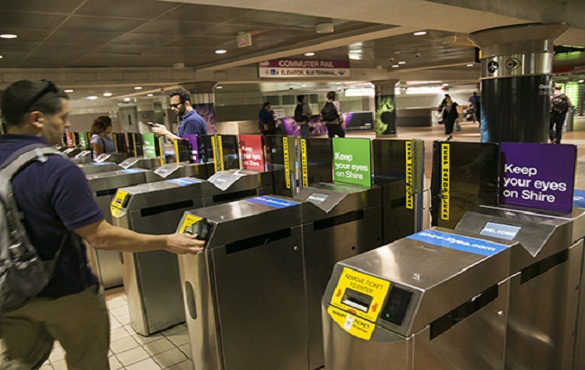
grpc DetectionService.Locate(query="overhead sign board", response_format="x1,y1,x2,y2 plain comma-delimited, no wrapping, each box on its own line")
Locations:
258,59,350,78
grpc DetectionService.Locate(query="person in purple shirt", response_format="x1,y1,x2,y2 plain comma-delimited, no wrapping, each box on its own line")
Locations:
151,89,208,140
0,80,205,370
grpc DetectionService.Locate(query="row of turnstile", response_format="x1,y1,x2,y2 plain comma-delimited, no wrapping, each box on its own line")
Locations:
321,204,585,370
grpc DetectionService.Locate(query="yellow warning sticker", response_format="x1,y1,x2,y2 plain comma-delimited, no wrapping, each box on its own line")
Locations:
283,137,291,189
111,190,128,209
441,143,450,220
178,214,202,234
211,136,219,173
301,139,308,188
217,135,225,171
327,306,375,340
405,140,414,209
330,267,390,323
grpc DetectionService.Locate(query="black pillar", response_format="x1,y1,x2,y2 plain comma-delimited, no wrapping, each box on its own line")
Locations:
468,23,568,143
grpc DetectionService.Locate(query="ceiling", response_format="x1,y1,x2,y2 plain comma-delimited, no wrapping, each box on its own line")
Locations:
0,0,583,101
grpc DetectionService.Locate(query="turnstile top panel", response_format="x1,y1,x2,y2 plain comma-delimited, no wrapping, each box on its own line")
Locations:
78,162,121,175
114,178,206,210
569,207,585,244
323,227,515,336
119,157,160,170
179,195,301,248
456,205,573,265
86,168,151,192
295,182,382,216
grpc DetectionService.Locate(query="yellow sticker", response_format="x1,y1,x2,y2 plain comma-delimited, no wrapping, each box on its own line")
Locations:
330,267,390,323
327,306,375,340
441,143,450,220
178,214,202,234
111,190,128,209
405,141,414,210
211,136,219,173
283,137,291,189
301,139,308,188
217,135,225,171
110,207,120,218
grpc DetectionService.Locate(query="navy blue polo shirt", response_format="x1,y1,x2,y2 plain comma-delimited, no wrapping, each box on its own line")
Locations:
0,135,103,298
178,109,208,136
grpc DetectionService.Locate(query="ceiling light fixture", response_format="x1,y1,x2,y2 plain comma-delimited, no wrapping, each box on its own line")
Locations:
344,88,375,97
87,96,98,100
0,34,17,39
316,23,334,34
216,86,223,89
215,49,227,54
414,31,427,36
392,64,399,68
134,86,142,90
103,92,112,97
304,52,315,57
147,93,154,97
124,98,131,102
0,55,3,59
64,89,74,93
579,79,584,83
466,64,474,67
398,61,406,65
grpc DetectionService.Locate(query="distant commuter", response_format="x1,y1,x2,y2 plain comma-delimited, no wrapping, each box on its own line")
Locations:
0,80,204,369
258,102,276,135
467,91,481,124
90,115,115,158
441,95,459,141
295,95,312,138
321,91,344,138
151,89,208,140
549,83,572,144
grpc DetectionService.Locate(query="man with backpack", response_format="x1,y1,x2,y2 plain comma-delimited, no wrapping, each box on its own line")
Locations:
321,91,345,138
0,80,205,369
294,95,312,138
549,83,573,144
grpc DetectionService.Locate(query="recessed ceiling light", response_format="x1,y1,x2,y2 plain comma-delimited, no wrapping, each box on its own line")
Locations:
442,83,449,87
134,86,142,90
414,31,427,36
466,64,474,67
304,52,315,57
87,96,98,100
398,61,406,64
216,86,223,89
301,84,307,87
392,64,399,68
215,49,227,54
147,93,154,97
103,92,112,97
0,55,3,59
64,89,74,93
0,34,17,39
124,98,131,102
579,80,584,83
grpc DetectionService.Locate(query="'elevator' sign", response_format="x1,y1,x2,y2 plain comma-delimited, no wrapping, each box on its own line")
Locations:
499,142,576,213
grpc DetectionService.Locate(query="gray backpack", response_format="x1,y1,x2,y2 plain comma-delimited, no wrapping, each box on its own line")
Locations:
0,144,69,314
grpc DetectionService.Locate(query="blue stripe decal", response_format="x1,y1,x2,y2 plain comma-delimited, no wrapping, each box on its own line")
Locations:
574,190,585,209
120,168,146,174
166,178,202,186
407,230,509,257
247,196,299,209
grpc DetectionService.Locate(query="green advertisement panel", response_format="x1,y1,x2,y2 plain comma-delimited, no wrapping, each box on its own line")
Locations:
375,94,396,135
143,133,157,158
332,138,372,187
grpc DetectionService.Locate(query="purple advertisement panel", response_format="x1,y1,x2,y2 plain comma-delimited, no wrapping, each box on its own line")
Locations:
500,142,577,213
182,134,199,163
194,103,216,134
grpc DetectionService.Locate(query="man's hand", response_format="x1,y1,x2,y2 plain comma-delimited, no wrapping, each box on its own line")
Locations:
165,234,205,255
150,123,169,136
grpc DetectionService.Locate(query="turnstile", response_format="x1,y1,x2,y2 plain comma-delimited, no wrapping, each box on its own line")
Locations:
111,178,206,335
78,161,121,175
322,228,518,370
112,169,274,335
178,196,307,370
86,168,156,288
456,205,580,370
294,182,383,369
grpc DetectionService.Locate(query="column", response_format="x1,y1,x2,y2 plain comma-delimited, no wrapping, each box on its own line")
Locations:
468,23,568,143
373,79,398,136
180,81,218,134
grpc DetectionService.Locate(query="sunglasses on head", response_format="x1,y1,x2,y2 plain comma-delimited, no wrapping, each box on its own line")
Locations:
23,80,58,113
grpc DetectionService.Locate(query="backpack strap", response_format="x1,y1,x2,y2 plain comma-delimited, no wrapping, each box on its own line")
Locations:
0,145,74,280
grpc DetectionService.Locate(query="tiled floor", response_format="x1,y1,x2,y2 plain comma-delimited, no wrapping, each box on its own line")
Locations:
32,116,585,369
40,288,193,370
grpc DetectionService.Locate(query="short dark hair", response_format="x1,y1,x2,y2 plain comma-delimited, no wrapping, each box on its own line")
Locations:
297,95,305,103
169,89,191,103
326,91,336,100
263,102,271,109
91,115,112,135
1,80,68,127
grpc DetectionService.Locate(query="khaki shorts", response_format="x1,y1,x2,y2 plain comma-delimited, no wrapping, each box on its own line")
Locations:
0,285,110,370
